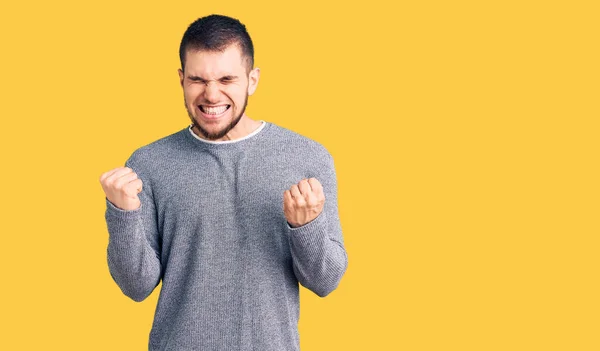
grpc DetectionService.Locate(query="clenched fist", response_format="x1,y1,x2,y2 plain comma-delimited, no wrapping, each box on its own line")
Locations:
99,167,143,211
283,178,325,228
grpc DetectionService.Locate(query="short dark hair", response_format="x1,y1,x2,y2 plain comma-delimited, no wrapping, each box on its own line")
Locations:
179,14,254,73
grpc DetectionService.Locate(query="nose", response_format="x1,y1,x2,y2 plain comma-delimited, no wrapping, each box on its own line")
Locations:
203,80,221,103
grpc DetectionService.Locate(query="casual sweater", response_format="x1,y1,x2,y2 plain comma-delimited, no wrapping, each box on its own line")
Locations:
104,120,348,351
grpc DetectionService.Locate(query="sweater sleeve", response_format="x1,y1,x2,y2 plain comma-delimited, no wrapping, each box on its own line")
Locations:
105,154,162,302
286,150,348,297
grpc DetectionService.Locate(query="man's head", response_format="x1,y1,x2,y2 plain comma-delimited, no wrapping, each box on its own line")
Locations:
178,14,259,141
179,14,254,74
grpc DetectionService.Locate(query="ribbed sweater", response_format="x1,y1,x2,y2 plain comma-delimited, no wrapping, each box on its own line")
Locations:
104,120,348,351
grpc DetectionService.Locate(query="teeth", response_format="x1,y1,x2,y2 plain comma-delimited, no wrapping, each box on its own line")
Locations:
202,105,228,115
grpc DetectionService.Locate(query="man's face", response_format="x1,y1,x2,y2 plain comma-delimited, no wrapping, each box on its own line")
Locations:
178,44,259,141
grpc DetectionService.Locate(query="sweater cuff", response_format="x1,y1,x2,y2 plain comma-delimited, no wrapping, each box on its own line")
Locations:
105,197,145,242
286,210,328,241
105,197,142,219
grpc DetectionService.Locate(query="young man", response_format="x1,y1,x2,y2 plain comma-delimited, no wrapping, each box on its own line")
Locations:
99,14,348,351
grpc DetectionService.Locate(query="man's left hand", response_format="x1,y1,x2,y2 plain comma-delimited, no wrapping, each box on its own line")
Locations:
283,178,325,228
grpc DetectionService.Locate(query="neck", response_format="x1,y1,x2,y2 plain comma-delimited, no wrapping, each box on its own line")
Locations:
191,115,262,142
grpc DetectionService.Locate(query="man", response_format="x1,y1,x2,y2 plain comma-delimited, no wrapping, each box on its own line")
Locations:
99,14,348,351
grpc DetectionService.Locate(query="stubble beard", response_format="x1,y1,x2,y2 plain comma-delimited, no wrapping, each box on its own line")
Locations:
185,94,249,141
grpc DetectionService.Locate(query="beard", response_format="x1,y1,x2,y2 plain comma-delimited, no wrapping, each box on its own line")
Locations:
185,94,249,141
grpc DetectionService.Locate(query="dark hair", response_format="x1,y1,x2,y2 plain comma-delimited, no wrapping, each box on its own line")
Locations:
179,14,254,73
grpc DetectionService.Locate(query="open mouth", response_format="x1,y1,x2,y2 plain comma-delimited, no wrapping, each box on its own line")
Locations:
199,104,231,117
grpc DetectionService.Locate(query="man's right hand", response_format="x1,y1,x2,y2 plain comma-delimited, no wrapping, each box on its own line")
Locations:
99,167,143,211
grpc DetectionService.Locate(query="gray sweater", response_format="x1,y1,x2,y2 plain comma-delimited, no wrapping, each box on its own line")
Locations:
104,120,348,350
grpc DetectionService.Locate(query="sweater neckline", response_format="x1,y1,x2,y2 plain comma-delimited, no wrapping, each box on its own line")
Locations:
183,120,271,149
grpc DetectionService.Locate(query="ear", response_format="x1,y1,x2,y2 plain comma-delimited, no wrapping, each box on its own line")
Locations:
247,67,260,96
178,68,184,87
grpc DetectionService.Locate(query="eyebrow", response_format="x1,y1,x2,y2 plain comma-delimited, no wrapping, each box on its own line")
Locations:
187,75,238,81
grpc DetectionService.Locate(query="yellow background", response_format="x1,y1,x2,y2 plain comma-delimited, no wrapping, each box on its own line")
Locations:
1,0,598,350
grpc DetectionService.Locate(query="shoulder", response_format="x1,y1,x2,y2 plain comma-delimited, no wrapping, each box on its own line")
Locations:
267,122,333,162
125,127,188,168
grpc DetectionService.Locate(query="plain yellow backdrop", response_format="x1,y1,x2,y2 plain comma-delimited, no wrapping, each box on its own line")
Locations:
1,0,598,350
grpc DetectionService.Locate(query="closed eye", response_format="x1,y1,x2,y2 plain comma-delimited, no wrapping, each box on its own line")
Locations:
220,76,237,83
188,76,206,83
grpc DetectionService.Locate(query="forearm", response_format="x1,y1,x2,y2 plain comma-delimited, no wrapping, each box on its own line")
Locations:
105,198,162,302
287,210,348,297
